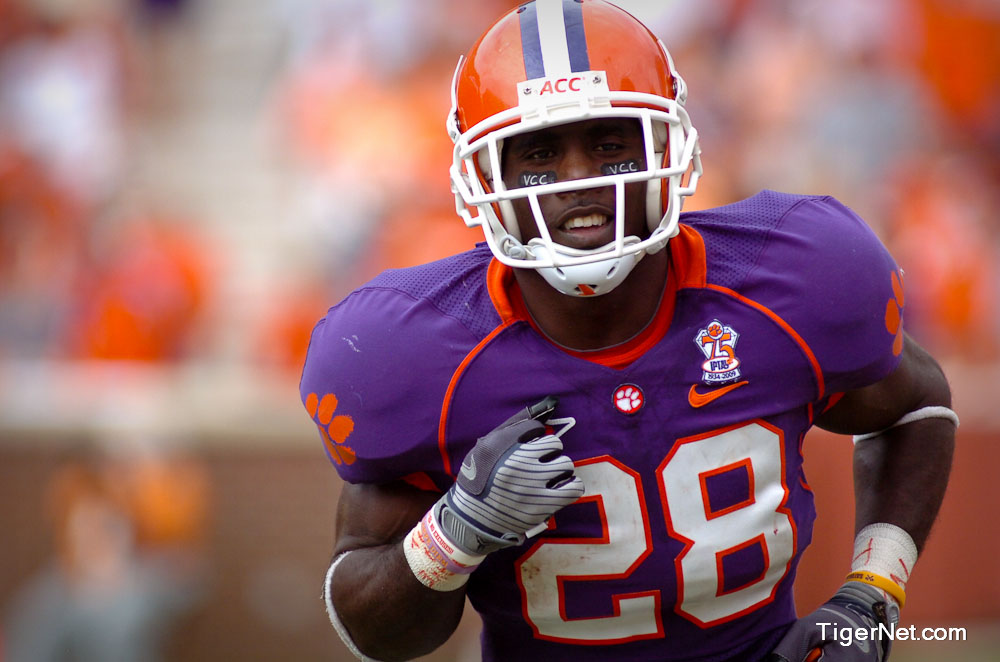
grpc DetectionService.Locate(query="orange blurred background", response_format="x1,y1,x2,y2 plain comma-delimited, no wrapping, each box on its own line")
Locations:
0,0,997,660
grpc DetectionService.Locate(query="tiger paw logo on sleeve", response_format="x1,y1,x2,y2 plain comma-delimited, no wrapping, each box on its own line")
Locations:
694,319,742,384
885,269,905,356
305,392,356,465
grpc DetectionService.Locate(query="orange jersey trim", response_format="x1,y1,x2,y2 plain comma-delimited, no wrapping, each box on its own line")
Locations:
671,224,709,290
822,392,846,413
437,318,517,478
402,471,441,493
485,224,707,370
487,257,516,322
484,226,823,397
704,284,826,401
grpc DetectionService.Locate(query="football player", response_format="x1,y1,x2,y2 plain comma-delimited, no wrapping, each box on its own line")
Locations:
300,1,956,660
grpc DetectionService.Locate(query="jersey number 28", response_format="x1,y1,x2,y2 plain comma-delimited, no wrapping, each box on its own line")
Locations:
515,421,796,644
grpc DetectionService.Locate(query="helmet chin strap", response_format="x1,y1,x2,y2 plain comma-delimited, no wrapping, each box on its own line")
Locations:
528,241,644,298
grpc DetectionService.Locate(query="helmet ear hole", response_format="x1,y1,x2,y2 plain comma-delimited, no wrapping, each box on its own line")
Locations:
498,199,521,242
645,119,669,233
475,140,522,241
646,176,663,234
476,147,493,181
475,138,505,183
651,121,668,152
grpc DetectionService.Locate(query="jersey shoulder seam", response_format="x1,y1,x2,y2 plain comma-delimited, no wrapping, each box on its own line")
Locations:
333,282,498,348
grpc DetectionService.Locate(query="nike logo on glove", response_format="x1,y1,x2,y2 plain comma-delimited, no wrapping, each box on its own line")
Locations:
688,380,748,408
460,456,477,480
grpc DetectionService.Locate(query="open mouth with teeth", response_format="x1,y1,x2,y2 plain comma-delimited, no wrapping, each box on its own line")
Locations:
561,213,609,231
549,211,617,251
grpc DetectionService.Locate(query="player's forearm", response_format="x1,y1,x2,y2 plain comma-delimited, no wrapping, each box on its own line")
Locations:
852,416,955,553
328,543,466,661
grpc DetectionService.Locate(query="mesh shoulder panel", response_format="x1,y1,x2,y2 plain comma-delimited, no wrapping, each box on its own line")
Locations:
683,190,821,292
365,244,501,341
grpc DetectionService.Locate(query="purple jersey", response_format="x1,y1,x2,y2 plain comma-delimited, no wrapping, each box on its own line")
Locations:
300,191,904,662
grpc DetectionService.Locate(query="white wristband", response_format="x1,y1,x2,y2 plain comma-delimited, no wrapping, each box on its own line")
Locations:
324,552,383,662
402,509,485,591
853,405,959,443
850,523,918,608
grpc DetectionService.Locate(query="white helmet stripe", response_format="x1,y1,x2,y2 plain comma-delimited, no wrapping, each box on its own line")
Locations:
536,0,572,76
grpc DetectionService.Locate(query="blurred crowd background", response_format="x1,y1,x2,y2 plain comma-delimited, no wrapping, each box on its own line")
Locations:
0,0,996,661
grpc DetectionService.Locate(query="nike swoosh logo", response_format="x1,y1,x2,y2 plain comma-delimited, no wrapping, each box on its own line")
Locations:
688,381,748,408
460,455,477,481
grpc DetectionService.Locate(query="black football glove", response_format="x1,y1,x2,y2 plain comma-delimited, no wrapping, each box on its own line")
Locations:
769,581,899,662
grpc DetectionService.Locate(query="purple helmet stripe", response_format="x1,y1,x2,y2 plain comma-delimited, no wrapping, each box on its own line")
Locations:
518,2,546,79
561,0,590,72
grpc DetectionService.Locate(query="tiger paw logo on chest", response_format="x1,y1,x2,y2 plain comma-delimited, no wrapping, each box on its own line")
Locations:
694,319,742,384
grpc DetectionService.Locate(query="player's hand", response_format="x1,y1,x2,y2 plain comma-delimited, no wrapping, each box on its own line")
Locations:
433,396,584,556
769,582,898,662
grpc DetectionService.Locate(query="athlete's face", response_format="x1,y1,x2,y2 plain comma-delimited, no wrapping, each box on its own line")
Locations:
500,118,649,252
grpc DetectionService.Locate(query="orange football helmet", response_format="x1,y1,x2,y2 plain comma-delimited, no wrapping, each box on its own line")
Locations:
448,0,702,296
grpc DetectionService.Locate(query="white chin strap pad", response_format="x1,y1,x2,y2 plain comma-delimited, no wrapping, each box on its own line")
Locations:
535,252,639,297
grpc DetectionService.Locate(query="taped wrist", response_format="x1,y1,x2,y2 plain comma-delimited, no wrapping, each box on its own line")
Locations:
402,508,486,591
847,522,917,610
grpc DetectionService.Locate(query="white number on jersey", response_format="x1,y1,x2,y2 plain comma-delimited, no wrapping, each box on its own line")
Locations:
516,421,796,643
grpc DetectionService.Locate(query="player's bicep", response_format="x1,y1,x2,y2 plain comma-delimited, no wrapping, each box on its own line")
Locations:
333,480,442,555
814,332,951,435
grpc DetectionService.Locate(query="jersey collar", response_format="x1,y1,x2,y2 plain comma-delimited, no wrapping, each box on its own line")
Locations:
487,224,707,369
